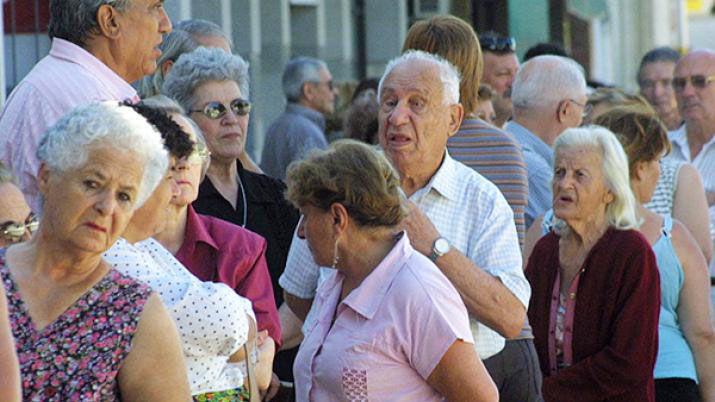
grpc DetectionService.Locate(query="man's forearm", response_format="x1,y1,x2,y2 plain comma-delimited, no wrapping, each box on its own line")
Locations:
435,249,526,338
283,291,314,322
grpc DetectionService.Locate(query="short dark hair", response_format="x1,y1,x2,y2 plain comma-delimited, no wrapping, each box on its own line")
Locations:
49,0,130,47
524,42,569,61
123,101,194,160
637,47,681,83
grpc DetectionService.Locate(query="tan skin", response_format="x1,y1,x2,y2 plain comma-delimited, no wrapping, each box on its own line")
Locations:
3,146,190,400
639,61,682,131
153,115,275,395
0,182,33,248
0,286,20,402
299,203,498,402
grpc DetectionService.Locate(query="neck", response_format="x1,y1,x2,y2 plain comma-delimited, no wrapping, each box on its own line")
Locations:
207,158,238,185
337,228,398,297
514,115,559,146
153,204,188,255
396,154,443,198
18,231,105,286
661,109,682,131
564,210,609,248
686,120,715,157
82,39,133,83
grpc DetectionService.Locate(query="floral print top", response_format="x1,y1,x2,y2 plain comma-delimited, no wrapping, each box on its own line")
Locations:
0,250,151,401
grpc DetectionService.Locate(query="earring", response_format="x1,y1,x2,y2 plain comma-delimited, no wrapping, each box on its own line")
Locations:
331,238,340,269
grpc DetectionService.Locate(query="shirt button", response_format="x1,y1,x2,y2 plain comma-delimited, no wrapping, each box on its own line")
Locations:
569,292,576,299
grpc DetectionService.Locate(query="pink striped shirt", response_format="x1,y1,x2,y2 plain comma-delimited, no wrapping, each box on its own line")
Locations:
0,38,138,213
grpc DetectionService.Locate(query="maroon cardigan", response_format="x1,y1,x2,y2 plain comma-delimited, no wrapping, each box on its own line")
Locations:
526,228,660,402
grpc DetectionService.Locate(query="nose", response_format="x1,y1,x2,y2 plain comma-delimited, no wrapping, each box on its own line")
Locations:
296,215,306,239
387,102,410,126
94,189,117,216
159,7,172,34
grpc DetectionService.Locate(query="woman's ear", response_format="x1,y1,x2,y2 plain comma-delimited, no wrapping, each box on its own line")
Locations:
330,203,349,233
161,60,174,77
37,163,51,195
632,161,646,181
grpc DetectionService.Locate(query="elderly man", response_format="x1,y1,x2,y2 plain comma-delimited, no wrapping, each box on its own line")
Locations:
0,0,172,213
480,32,520,128
667,49,715,250
638,47,683,131
280,51,530,366
261,57,338,180
506,55,588,229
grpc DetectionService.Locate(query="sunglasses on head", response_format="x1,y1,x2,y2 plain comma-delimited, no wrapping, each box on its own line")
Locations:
190,98,252,119
672,75,715,92
479,37,516,52
1,212,39,243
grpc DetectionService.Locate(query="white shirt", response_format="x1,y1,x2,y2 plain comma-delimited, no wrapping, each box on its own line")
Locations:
104,238,254,395
279,152,530,359
666,125,715,242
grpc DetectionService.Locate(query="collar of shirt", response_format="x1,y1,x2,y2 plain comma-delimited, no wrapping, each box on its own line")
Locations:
50,38,138,102
286,102,326,131
669,124,715,162
320,232,411,320
409,151,462,203
183,205,220,252
506,121,554,166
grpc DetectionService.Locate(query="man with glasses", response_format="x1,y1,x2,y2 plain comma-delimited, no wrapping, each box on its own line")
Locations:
0,163,37,247
480,32,520,128
261,57,338,180
667,49,715,270
0,0,172,214
506,55,588,229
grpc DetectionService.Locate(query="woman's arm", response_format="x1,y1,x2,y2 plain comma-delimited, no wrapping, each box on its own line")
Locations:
672,164,713,263
672,220,715,401
118,293,191,401
0,286,21,402
427,340,498,402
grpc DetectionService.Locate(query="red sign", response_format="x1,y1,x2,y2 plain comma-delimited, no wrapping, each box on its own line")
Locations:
3,0,50,34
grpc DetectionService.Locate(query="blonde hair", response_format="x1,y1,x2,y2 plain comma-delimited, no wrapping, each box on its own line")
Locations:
285,140,407,228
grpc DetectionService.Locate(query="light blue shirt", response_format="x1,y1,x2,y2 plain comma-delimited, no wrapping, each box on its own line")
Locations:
506,121,554,229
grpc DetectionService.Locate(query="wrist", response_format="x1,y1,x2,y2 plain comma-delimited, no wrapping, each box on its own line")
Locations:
428,237,450,262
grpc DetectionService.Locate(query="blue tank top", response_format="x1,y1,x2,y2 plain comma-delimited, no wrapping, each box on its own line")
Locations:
540,212,697,381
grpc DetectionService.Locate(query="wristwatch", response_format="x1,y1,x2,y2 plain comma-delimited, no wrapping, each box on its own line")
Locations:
428,237,450,262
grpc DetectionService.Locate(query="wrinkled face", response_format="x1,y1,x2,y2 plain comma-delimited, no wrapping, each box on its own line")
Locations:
169,114,204,207
378,61,456,176
129,160,179,238
552,146,613,225
563,94,589,130
639,61,678,117
39,146,144,254
114,0,172,82
306,67,337,115
674,53,715,126
190,80,249,164
0,182,34,247
475,100,496,126
482,52,520,98
296,205,336,268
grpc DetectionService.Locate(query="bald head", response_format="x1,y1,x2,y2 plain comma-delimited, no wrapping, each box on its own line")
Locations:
674,49,715,130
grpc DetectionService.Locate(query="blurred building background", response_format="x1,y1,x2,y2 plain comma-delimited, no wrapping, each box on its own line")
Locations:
2,0,715,160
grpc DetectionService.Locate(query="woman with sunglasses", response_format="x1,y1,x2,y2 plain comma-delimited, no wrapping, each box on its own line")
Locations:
0,166,37,247
162,48,300,359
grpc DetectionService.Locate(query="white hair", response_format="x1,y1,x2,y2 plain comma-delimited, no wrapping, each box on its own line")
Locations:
282,57,329,102
512,55,587,111
553,125,639,231
378,50,461,106
37,102,169,209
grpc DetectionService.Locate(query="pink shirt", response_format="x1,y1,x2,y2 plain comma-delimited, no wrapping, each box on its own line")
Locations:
294,232,474,402
548,270,582,375
0,38,138,213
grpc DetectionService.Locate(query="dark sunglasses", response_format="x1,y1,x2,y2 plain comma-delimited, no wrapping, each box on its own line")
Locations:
1,212,39,243
190,98,252,119
672,75,715,92
479,37,516,52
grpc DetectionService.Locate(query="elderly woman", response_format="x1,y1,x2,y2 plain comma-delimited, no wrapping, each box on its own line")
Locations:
162,47,300,328
288,140,498,402
525,126,661,401
592,109,715,402
581,89,713,263
142,95,278,392
102,101,260,400
1,103,190,400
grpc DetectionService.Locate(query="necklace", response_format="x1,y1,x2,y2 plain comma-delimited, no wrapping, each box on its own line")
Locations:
236,172,248,227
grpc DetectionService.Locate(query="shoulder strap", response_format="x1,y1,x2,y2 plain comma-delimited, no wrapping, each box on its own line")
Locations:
661,215,673,237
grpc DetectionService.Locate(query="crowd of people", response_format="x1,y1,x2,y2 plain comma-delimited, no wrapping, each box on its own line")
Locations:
0,1,713,401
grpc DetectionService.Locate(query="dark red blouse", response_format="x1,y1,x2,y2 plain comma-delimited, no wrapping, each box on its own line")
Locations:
526,228,660,402
176,205,281,346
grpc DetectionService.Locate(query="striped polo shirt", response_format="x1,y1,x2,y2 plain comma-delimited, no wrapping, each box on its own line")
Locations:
448,118,528,246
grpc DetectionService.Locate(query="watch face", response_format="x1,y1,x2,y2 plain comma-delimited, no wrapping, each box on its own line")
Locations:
434,238,450,254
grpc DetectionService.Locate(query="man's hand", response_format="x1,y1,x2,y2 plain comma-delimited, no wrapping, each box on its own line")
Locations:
398,201,440,256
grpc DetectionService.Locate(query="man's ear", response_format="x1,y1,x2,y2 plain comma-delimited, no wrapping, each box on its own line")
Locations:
556,100,570,124
302,82,315,103
37,163,51,195
96,4,121,39
446,103,464,138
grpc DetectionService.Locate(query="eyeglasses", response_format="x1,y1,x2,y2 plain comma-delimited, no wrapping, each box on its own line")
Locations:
672,75,715,92
568,99,593,118
1,212,39,243
190,98,252,119
479,37,516,52
187,141,211,165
